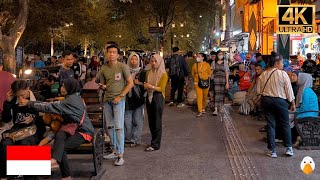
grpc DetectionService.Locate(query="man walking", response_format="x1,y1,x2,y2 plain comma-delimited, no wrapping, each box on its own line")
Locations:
166,47,188,107
99,44,133,166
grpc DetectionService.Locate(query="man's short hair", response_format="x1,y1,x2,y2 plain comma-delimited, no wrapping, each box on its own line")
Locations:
106,41,118,47
255,63,262,68
106,45,120,54
34,52,40,56
187,51,193,57
172,47,179,53
73,54,78,59
307,53,312,59
255,53,262,58
48,75,57,82
90,71,97,79
210,51,216,56
79,57,86,63
62,50,73,58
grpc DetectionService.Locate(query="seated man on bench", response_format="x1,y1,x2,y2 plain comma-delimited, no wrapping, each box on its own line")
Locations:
19,78,94,180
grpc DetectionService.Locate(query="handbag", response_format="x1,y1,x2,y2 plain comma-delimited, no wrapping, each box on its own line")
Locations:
2,125,37,142
254,69,277,106
59,99,86,136
197,63,210,89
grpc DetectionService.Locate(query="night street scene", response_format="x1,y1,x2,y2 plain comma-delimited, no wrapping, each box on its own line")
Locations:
0,0,320,179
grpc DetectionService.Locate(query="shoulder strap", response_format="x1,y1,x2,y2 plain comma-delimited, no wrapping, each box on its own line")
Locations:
261,69,277,94
197,62,200,78
239,72,246,81
79,98,86,125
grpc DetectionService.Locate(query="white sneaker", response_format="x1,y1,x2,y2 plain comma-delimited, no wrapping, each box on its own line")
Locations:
212,111,218,116
103,153,117,159
177,103,185,108
168,102,174,106
286,147,294,156
114,157,124,166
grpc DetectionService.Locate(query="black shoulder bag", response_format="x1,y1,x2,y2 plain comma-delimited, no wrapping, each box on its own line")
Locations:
197,63,210,89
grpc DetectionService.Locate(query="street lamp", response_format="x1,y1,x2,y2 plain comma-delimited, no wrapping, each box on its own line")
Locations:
174,34,177,38
180,23,184,27
199,15,202,18
187,34,190,37
119,35,122,38
172,24,175,28
63,23,73,50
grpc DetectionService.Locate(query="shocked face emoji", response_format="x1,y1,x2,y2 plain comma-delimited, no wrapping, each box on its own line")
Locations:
301,156,315,175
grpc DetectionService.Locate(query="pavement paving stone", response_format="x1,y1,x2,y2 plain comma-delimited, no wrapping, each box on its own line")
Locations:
41,104,320,180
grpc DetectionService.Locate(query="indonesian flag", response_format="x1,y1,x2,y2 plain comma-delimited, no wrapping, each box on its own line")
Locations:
7,146,51,176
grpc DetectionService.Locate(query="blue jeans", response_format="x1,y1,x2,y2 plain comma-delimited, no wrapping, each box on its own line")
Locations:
124,105,144,144
103,99,125,155
228,83,240,100
261,96,292,151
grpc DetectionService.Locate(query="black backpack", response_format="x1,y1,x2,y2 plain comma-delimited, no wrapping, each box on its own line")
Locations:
169,55,180,76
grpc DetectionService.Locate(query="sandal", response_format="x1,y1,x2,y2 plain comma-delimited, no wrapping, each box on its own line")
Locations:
196,113,202,117
145,146,158,152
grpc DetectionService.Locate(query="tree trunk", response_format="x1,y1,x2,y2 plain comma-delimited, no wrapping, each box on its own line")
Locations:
0,36,15,73
0,0,29,73
83,37,89,57
50,28,54,56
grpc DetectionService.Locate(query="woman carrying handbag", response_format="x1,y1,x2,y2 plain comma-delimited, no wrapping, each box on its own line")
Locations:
19,78,94,180
257,54,295,158
192,53,212,117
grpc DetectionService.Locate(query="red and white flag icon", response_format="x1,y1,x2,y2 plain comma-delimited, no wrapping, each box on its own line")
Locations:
7,146,51,175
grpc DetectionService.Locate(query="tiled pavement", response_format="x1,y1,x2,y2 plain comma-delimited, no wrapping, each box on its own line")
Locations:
10,103,320,180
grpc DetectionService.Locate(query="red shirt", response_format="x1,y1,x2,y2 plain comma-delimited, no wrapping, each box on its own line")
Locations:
0,71,16,113
238,71,251,91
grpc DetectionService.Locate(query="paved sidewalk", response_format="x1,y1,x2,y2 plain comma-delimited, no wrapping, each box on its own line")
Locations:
228,105,320,180
41,104,320,179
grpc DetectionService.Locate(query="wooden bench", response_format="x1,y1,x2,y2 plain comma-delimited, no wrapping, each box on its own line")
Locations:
294,112,320,150
67,128,106,180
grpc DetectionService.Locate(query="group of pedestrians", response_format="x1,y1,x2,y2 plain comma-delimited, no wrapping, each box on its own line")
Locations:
0,43,169,180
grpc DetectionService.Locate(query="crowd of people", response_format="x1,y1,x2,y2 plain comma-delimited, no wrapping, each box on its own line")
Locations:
0,42,320,179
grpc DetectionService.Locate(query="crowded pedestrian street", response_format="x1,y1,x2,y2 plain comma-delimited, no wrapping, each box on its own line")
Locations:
1,0,320,180
41,103,320,180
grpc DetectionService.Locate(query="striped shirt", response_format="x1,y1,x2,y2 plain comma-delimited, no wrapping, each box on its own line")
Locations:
257,68,295,102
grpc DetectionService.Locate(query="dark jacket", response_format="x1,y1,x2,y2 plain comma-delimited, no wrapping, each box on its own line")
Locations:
27,94,94,136
2,97,39,129
126,70,146,110
2,92,46,142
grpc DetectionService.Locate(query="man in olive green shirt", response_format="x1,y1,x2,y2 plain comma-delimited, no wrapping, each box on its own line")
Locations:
99,45,133,166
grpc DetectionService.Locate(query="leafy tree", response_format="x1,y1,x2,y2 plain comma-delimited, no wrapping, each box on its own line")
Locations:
0,0,29,73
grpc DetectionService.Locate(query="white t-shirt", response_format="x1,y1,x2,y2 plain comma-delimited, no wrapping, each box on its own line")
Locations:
80,64,87,80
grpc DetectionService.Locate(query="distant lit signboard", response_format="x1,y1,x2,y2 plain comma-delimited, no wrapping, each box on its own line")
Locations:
277,5,316,34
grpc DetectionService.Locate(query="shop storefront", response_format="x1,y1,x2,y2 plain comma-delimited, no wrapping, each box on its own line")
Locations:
271,34,319,56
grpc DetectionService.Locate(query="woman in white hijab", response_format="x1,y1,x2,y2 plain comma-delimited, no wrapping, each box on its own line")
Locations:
124,53,146,147
144,54,168,151
295,72,318,119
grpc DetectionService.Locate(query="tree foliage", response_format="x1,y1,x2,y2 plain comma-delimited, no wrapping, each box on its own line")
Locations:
16,0,221,54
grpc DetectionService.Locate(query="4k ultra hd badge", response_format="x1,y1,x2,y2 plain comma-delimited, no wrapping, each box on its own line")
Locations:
277,5,316,34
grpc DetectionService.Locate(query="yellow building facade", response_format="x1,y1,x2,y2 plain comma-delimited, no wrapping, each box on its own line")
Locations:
236,0,277,54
